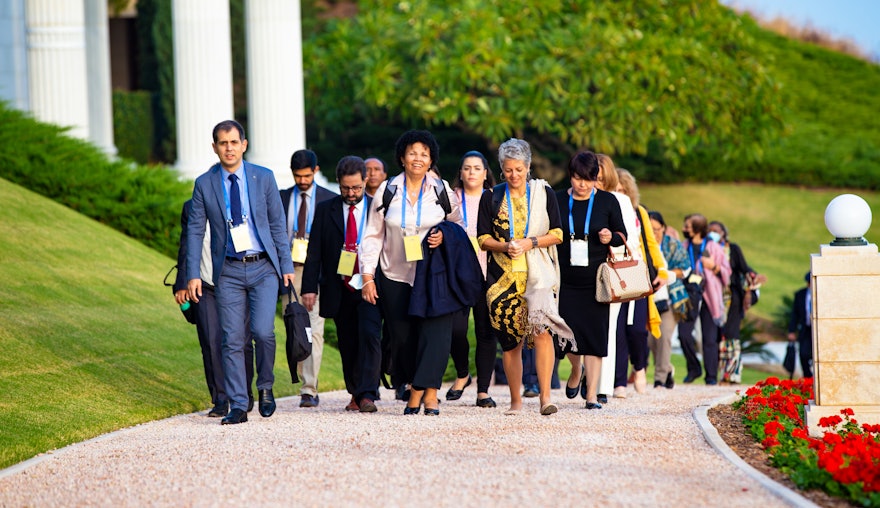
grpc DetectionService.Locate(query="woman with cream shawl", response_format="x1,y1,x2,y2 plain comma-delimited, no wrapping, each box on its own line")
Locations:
477,138,574,416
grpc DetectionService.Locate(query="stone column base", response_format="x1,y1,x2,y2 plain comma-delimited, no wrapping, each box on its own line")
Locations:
805,402,880,437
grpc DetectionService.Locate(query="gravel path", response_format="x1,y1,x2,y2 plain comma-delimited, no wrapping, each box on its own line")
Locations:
0,383,792,507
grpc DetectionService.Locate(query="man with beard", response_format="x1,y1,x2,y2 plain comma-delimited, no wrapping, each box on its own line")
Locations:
281,149,336,407
301,156,383,412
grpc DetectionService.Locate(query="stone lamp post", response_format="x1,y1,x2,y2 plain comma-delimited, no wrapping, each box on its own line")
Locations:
805,194,880,436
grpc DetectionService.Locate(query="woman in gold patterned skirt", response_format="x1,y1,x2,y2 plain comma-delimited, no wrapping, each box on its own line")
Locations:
476,138,574,416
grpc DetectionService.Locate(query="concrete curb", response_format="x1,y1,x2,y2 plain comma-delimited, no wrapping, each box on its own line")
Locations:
694,394,821,508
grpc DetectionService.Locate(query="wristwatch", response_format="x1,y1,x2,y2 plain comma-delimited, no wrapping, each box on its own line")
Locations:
530,237,538,249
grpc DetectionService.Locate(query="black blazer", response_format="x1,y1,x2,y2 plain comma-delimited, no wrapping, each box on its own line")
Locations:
301,195,372,319
280,183,337,237
409,221,482,318
173,200,192,293
788,287,811,342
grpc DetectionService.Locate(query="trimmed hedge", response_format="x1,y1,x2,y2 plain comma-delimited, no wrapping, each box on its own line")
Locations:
112,90,155,164
0,102,191,258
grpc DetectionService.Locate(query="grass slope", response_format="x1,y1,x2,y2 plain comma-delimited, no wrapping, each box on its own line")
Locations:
0,178,342,469
640,183,880,324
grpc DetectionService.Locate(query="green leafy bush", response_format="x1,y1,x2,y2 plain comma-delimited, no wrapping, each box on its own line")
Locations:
0,102,191,258
112,90,155,164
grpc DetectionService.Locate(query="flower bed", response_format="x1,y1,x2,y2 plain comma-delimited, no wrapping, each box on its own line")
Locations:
733,377,880,506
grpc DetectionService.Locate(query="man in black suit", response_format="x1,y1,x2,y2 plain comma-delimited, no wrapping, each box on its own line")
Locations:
301,156,383,412
173,200,255,417
787,272,814,378
280,149,337,408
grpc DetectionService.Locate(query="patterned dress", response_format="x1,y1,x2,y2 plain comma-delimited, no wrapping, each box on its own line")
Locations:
477,184,562,351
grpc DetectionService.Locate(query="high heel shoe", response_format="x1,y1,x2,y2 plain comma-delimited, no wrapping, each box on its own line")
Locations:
403,406,420,415
445,374,472,401
423,407,440,416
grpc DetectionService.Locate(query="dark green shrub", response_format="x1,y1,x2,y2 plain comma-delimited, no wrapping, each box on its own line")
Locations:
0,102,191,258
112,90,155,164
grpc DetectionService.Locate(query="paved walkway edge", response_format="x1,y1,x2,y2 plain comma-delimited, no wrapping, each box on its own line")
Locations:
694,394,820,508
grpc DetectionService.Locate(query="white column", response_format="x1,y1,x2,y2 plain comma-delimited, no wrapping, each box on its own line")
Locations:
84,0,116,156
244,0,306,189
24,0,89,140
172,0,234,180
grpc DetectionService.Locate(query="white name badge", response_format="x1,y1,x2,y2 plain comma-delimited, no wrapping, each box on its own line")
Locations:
291,238,309,263
337,250,357,277
688,273,703,286
404,234,423,262
305,327,313,343
570,239,589,266
511,254,527,272
230,223,254,253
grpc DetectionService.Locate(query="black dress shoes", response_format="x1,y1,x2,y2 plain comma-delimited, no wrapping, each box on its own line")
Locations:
476,397,497,408
565,379,580,399
299,394,319,408
665,372,675,389
445,375,472,401
208,401,229,417
248,391,255,412
258,389,276,417
221,408,248,425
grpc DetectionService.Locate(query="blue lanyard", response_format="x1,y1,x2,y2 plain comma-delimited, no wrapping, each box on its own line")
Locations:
347,201,368,248
221,167,249,224
688,241,706,275
292,185,317,235
505,183,531,240
568,188,595,239
401,176,426,230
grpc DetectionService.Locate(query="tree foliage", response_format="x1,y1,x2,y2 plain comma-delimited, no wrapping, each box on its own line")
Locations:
304,0,785,180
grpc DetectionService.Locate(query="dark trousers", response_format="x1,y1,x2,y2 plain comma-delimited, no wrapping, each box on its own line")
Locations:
678,301,720,383
378,272,453,390
614,298,649,388
333,287,383,402
450,287,498,393
799,328,814,378
196,285,253,405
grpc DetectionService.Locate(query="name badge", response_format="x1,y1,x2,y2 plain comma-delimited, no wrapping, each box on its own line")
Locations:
688,273,703,285
230,223,254,253
570,239,589,266
404,234,423,262
291,238,309,263
337,250,357,276
470,236,480,255
305,327,313,343
511,254,527,272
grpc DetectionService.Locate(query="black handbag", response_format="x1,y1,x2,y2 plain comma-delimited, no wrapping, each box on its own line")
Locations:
783,341,797,379
283,285,312,383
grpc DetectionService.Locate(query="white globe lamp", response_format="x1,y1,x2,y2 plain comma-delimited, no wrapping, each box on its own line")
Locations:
825,194,872,246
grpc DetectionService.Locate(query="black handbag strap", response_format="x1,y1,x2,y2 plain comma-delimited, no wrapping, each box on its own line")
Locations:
163,265,177,287
286,283,300,305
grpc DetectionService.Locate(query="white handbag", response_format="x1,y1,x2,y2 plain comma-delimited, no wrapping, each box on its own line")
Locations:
595,233,654,304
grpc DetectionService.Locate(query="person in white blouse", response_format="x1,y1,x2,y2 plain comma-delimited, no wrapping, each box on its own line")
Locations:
359,130,464,416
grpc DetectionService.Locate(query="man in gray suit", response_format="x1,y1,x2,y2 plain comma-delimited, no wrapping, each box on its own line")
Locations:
186,120,295,425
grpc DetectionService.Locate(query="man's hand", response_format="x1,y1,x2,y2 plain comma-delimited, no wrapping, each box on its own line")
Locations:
187,279,202,304
282,273,296,289
174,289,188,306
302,293,317,312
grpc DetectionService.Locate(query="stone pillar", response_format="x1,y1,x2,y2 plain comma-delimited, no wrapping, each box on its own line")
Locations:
244,0,306,189
84,0,116,156
172,0,234,180
24,0,90,140
0,0,30,110
805,196,880,435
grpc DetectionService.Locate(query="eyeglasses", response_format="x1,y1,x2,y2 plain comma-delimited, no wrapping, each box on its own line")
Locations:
339,184,364,193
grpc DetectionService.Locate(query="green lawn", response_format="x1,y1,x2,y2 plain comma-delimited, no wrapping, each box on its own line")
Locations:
2,178,872,469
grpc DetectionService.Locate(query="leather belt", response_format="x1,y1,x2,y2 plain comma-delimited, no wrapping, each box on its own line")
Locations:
227,252,269,263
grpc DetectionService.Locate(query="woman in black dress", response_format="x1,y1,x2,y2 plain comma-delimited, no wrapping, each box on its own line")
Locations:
556,151,626,409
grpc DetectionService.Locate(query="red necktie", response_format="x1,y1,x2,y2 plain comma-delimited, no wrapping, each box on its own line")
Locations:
344,204,359,290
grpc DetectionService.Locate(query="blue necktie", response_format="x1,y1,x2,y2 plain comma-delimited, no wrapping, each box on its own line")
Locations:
229,174,242,226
